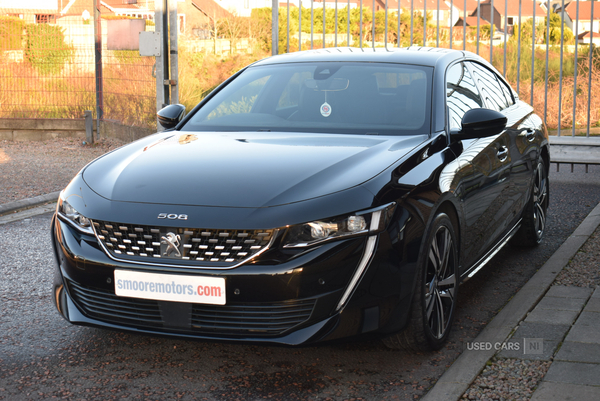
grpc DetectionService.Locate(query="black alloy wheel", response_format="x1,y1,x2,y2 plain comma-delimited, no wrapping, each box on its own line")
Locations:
424,223,458,341
532,161,549,241
512,160,549,247
384,213,458,351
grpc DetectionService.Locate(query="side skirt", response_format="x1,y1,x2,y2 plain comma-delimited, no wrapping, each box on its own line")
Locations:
460,219,522,282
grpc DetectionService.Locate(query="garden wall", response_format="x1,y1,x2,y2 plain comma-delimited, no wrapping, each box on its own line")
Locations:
0,118,153,143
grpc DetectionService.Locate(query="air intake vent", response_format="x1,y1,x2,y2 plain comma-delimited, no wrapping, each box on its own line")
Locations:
191,300,316,337
67,280,163,327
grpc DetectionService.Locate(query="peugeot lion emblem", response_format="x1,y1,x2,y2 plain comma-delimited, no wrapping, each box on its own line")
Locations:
161,232,181,257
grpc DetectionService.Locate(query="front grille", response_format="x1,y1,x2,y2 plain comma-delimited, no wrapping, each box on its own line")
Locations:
191,300,316,337
92,220,276,266
67,280,164,328
67,280,316,337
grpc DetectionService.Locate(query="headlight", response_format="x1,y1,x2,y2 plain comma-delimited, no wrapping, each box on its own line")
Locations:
57,194,93,234
282,202,396,248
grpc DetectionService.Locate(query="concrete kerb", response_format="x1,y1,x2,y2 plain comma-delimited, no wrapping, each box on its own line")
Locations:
422,201,600,401
0,191,60,221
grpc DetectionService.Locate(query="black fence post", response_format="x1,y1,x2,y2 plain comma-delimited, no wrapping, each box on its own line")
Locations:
94,0,103,140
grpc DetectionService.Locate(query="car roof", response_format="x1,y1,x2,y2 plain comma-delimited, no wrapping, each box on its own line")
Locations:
252,46,465,69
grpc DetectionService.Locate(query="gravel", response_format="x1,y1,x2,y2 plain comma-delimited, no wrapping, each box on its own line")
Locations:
461,358,551,401
554,225,600,288
0,138,124,205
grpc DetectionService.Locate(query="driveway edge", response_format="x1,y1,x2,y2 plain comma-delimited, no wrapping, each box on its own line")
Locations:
0,191,60,217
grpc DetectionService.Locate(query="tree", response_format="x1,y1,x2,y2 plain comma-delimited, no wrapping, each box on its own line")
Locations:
24,23,73,75
218,14,250,54
545,12,575,45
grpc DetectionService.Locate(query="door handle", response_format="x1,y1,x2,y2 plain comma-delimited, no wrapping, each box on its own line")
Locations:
497,146,509,162
520,128,536,142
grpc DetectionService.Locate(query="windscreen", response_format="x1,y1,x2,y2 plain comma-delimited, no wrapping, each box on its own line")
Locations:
182,62,432,136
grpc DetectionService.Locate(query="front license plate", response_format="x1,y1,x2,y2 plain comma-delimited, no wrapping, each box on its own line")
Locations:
114,270,226,305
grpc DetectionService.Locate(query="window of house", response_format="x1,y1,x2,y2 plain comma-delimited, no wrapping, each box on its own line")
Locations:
507,17,514,26
35,14,56,24
178,14,185,34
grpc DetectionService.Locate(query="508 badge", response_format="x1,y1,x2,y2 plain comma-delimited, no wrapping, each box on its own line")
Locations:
157,213,188,220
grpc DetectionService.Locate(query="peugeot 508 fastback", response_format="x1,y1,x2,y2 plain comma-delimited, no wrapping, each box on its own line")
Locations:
52,47,549,351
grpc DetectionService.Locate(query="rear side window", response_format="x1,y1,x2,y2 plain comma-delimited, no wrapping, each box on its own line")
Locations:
468,62,513,111
446,62,483,130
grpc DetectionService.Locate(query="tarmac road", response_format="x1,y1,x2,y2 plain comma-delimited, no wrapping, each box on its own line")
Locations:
1,164,600,400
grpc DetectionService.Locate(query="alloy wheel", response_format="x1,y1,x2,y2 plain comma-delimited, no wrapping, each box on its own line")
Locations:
425,225,457,339
533,162,548,241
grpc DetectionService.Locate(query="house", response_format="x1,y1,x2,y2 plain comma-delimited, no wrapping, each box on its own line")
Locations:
56,0,232,37
0,0,59,24
454,15,481,28
445,0,480,27
100,0,154,19
478,0,546,33
578,30,600,45
407,0,453,27
179,0,232,37
558,1,600,36
57,0,153,20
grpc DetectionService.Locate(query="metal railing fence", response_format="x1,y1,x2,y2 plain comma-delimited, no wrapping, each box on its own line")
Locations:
0,0,156,129
274,0,600,137
1,0,599,138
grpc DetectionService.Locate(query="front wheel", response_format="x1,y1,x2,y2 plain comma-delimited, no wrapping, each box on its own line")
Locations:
383,213,459,351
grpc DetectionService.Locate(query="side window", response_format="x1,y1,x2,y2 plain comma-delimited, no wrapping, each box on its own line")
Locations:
446,62,483,130
468,62,510,112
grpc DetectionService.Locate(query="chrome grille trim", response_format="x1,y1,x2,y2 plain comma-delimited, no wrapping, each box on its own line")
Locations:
91,220,278,270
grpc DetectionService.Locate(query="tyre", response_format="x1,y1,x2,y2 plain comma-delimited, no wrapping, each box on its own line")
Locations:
512,160,549,247
383,213,459,351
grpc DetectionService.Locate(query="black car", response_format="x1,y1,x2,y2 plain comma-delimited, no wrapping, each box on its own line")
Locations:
52,47,549,351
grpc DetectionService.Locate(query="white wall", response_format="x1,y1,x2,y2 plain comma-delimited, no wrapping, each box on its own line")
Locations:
0,0,58,9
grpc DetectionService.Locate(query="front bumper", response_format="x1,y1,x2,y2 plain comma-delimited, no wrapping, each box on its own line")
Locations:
51,210,418,345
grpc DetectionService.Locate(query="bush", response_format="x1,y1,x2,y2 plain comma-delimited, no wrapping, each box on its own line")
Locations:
24,23,73,75
0,16,26,51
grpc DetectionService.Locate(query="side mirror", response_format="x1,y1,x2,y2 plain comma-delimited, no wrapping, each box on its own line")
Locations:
451,108,507,140
157,104,186,129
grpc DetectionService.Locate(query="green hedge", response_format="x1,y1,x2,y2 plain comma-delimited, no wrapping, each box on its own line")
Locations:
0,16,26,51
24,23,73,75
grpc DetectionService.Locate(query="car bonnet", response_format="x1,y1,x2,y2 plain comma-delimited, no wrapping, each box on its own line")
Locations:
82,131,427,208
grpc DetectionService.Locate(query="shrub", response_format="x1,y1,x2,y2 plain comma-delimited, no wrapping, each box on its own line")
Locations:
24,23,74,75
0,16,26,51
